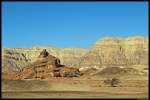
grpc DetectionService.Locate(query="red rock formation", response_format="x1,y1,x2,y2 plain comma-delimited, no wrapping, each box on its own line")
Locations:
2,49,81,80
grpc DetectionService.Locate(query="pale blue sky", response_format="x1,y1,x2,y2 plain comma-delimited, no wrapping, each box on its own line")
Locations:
2,2,148,48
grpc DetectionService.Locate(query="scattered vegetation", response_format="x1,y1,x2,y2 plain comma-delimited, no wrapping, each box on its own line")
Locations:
104,77,121,87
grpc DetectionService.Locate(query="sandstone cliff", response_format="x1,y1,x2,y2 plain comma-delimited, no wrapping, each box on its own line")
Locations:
2,47,88,71
78,36,148,67
2,50,81,80
2,36,148,77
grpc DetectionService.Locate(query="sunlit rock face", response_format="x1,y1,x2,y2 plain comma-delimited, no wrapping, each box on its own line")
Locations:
77,36,148,67
2,50,81,80
2,47,88,71
2,49,31,72
2,36,148,75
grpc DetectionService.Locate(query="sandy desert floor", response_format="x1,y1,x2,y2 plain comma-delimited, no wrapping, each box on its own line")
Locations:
2,77,148,99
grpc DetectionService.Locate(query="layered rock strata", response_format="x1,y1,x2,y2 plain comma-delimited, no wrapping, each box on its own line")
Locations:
2,50,81,80
2,36,148,77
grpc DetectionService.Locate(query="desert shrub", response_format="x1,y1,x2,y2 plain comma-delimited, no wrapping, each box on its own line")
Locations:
104,77,121,87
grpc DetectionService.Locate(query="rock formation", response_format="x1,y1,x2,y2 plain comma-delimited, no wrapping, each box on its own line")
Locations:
2,49,30,72
2,49,81,80
77,36,148,67
2,36,148,78
39,49,49,58
2,47,88,71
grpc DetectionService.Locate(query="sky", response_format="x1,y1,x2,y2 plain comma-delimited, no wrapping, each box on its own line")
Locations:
2,2,148,48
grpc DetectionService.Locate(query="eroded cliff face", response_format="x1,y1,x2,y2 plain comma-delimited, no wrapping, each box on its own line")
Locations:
2,49,30,71
2,50,81,80
2,36,148,76
2,47,88,71
78,36,148,67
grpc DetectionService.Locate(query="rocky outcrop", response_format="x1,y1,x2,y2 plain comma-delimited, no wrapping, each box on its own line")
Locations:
2,36,148,77
52,67,80,77
77,36,148,67
2,47,88,71
2,49,31,72
2,50,81,80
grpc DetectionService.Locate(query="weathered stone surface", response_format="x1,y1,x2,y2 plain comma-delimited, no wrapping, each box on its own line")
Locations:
2,47,88,71
2,49,30,72
2,50,81,80
53,67,80,77
39,49,49,58
77,36,148,67
2,36,148,77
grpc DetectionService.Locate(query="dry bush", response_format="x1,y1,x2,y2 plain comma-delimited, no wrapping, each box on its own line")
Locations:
104,77,121,87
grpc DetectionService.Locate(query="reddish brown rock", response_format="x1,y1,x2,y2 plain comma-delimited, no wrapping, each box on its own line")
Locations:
2,49,81,80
